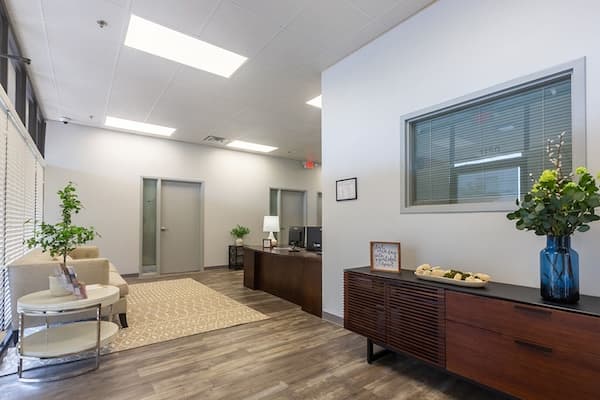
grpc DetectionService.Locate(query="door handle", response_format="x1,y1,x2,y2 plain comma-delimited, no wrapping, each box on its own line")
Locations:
160,226,168,231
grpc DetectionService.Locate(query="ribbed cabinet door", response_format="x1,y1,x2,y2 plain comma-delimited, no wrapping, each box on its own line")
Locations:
386,282,445,367
344,272,386,343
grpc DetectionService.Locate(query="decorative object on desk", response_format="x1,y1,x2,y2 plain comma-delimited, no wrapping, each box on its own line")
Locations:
336,177,357,201
262,238,272,248
25,182,99,299
48,275,70,296
415,264,490,287
370,241,401,272
506,132,600,304
230,224,250,246
262,215,280,247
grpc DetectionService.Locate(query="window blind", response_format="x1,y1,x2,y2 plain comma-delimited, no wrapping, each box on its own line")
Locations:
35,160,44,231
0,108,43,334
5,115,26,265
0,104,7,333
409,75,572,207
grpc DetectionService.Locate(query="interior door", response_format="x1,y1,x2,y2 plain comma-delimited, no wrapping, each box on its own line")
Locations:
280,190,306,246
160,180,202,274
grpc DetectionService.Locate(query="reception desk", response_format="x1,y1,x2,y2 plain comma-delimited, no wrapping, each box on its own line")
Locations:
243,246,322,317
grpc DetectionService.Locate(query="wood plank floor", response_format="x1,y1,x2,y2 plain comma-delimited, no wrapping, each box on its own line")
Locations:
0,268,511,400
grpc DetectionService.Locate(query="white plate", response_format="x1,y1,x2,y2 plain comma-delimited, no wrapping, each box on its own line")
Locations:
414,271,489,288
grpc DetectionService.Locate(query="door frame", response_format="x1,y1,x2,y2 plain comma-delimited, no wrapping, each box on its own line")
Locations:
268,187,308,243
317,191,323,226
139,176,205,277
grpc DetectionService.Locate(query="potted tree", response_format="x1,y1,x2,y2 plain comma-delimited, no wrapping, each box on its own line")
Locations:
26,182,99,297
230,225,250,246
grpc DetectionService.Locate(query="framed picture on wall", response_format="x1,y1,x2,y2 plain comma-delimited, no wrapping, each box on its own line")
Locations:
370,241,401,273
336,177,357,201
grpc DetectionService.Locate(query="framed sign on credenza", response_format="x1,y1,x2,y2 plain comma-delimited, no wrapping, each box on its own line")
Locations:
336,177,357,201
370,241,401,273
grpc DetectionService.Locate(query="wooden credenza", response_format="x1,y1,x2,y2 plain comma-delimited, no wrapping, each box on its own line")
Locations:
244,246,322,317
344,267,600,400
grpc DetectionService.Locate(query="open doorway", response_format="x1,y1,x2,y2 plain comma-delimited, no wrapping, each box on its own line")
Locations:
269,188,307,246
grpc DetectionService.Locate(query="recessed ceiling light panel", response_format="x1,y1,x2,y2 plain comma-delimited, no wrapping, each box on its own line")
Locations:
226,140,278,153
306,95,322,109
105,116,175,136
124,15,247,78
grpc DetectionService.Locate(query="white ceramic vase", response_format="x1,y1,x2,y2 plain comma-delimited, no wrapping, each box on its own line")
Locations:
235,238,244,246
49,275,71,297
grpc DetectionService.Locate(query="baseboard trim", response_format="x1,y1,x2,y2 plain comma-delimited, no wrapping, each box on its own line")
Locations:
204,265,228,270
322,311,344,327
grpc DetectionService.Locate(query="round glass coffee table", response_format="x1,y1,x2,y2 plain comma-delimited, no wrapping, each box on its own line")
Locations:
16,284,120,382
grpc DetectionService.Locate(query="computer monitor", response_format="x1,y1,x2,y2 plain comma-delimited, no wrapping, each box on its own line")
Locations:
306,226,322,252
288,226,305,248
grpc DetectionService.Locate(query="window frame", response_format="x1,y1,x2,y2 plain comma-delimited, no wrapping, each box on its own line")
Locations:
400,58,586,214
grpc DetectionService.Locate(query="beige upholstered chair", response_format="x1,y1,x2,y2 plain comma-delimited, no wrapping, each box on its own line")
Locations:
8,246,129,333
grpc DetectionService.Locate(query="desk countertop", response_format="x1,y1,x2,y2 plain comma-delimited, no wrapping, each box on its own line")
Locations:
244,245,322,259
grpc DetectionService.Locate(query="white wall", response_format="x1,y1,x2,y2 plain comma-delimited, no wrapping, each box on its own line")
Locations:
322,0,600,317
44,122,321,274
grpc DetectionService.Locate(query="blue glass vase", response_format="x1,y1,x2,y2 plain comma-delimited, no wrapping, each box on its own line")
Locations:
540,236,579,303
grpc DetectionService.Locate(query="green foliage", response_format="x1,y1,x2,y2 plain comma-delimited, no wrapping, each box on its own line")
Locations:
506,133,600,236
230,225,250,238
26,182,99,265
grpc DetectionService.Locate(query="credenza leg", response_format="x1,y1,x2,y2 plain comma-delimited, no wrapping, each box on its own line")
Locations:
367,338,391,364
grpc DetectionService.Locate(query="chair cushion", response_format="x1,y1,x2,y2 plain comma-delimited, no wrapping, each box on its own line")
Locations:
69,246,100,259
109,263,129,296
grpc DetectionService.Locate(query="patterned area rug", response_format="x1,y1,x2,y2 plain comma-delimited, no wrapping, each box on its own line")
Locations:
0,278,269,377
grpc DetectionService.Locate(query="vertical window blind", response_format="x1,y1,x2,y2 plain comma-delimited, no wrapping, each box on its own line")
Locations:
0,102,44,335
408,74,572,208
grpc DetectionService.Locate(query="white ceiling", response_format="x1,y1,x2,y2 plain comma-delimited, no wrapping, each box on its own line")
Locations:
6,0,434,161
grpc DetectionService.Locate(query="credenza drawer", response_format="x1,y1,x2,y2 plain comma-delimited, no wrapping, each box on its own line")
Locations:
446,291,600,355
447,320,600,400
344,272,386,343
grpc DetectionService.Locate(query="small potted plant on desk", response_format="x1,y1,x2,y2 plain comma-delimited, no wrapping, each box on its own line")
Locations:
26,182,99,298
230,225,250,246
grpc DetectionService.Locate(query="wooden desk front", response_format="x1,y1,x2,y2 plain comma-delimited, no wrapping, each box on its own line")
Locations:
243,246,322,317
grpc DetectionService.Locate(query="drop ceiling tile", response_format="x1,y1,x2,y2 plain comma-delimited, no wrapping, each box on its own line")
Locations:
107,47,180,121
374,0,435,33
230,0,308,28
285,0,372,47
131,0,220,36
257,0,372,72
348,0,401,18
199,0,283,58
40,0,129,121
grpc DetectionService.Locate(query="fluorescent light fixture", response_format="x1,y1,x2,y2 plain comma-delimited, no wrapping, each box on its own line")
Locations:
105,116,175,136
454,152,522,168
124,15,247,78
306,95,322,109
226,140,278,153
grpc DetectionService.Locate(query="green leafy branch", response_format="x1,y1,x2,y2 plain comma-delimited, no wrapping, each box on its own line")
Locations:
26,182,99,266
507,132,600,236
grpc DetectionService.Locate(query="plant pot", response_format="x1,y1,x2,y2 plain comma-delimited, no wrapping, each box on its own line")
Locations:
49,275,71,297
540,236,579,303
235,238,244,246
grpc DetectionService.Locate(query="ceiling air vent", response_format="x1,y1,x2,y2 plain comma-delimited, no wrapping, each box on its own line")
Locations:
202,135,229,144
